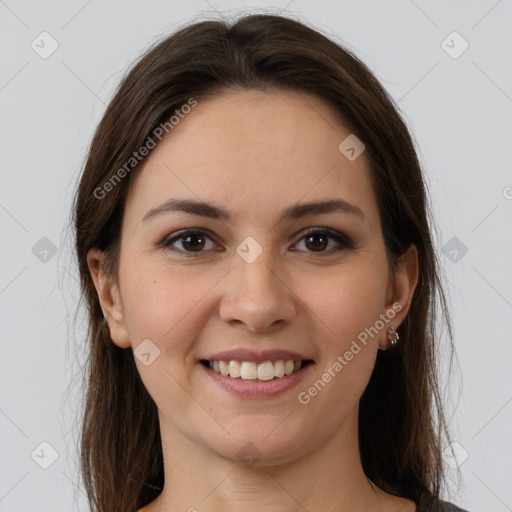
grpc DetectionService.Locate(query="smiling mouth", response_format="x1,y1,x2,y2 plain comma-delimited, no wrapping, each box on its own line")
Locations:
200,359,314,381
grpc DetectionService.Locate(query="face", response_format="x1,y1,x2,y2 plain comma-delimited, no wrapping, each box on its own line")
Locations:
89,89,417,466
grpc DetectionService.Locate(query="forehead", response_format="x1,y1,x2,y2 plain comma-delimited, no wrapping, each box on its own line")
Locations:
124,89,380,231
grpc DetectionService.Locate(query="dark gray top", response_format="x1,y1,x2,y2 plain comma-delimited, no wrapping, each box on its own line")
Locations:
416,499,469,511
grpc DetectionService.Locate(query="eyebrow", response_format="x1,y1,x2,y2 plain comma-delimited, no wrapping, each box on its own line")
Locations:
141,197,366,225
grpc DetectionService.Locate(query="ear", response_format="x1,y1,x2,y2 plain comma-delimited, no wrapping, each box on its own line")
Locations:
87,248,131,349
379,244,419,349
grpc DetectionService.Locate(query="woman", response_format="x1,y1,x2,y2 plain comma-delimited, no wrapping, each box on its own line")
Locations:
73,13,469,512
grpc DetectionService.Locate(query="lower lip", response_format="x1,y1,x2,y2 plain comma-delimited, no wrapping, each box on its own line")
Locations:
200,362,314,398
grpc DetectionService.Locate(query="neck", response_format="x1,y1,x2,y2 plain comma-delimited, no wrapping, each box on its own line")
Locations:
152,409,385,512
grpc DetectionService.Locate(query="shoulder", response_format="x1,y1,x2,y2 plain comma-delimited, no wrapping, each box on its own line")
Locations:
440,503,470,512
417,500,470,512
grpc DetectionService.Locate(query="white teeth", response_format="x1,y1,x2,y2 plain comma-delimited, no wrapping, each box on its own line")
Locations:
257,361,275,381
219,360,230,376
240,362,258,380
228,360,241,378
274,360,285,378
207,359,306,380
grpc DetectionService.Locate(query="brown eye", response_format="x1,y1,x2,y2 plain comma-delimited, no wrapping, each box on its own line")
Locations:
304,232,329,252
161,227,353,257
163,229,216,255
180,233,206,251
293,228,353,254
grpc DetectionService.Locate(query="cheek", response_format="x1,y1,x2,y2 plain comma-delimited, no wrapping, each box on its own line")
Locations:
295,289,382,425
121,249,389,356
121,260,211,344
304,262,389,350
120,263,212,410
295,260,388,406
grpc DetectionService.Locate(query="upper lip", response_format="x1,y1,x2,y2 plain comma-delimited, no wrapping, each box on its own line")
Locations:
201,349,313,364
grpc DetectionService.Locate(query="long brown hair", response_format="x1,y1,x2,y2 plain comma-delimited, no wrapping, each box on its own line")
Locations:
72,12,458,512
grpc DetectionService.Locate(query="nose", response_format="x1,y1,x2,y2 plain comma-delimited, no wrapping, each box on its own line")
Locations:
219,248,296,332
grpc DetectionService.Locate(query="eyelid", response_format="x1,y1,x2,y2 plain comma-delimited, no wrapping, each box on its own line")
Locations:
160,226,354,255
160,228,219,251
297,227,354,250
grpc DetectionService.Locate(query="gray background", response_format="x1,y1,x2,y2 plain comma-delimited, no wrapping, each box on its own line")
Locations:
1,1,511,511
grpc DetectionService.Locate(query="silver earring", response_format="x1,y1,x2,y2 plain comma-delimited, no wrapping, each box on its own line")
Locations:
387,326,399,345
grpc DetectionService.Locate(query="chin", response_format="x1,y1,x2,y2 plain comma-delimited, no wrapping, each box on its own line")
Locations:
199,421,317,468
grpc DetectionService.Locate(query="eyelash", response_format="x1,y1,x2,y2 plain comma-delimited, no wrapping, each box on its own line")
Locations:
160,227,354,257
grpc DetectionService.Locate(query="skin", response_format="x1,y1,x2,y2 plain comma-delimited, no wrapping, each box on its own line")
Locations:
88,89,419,512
